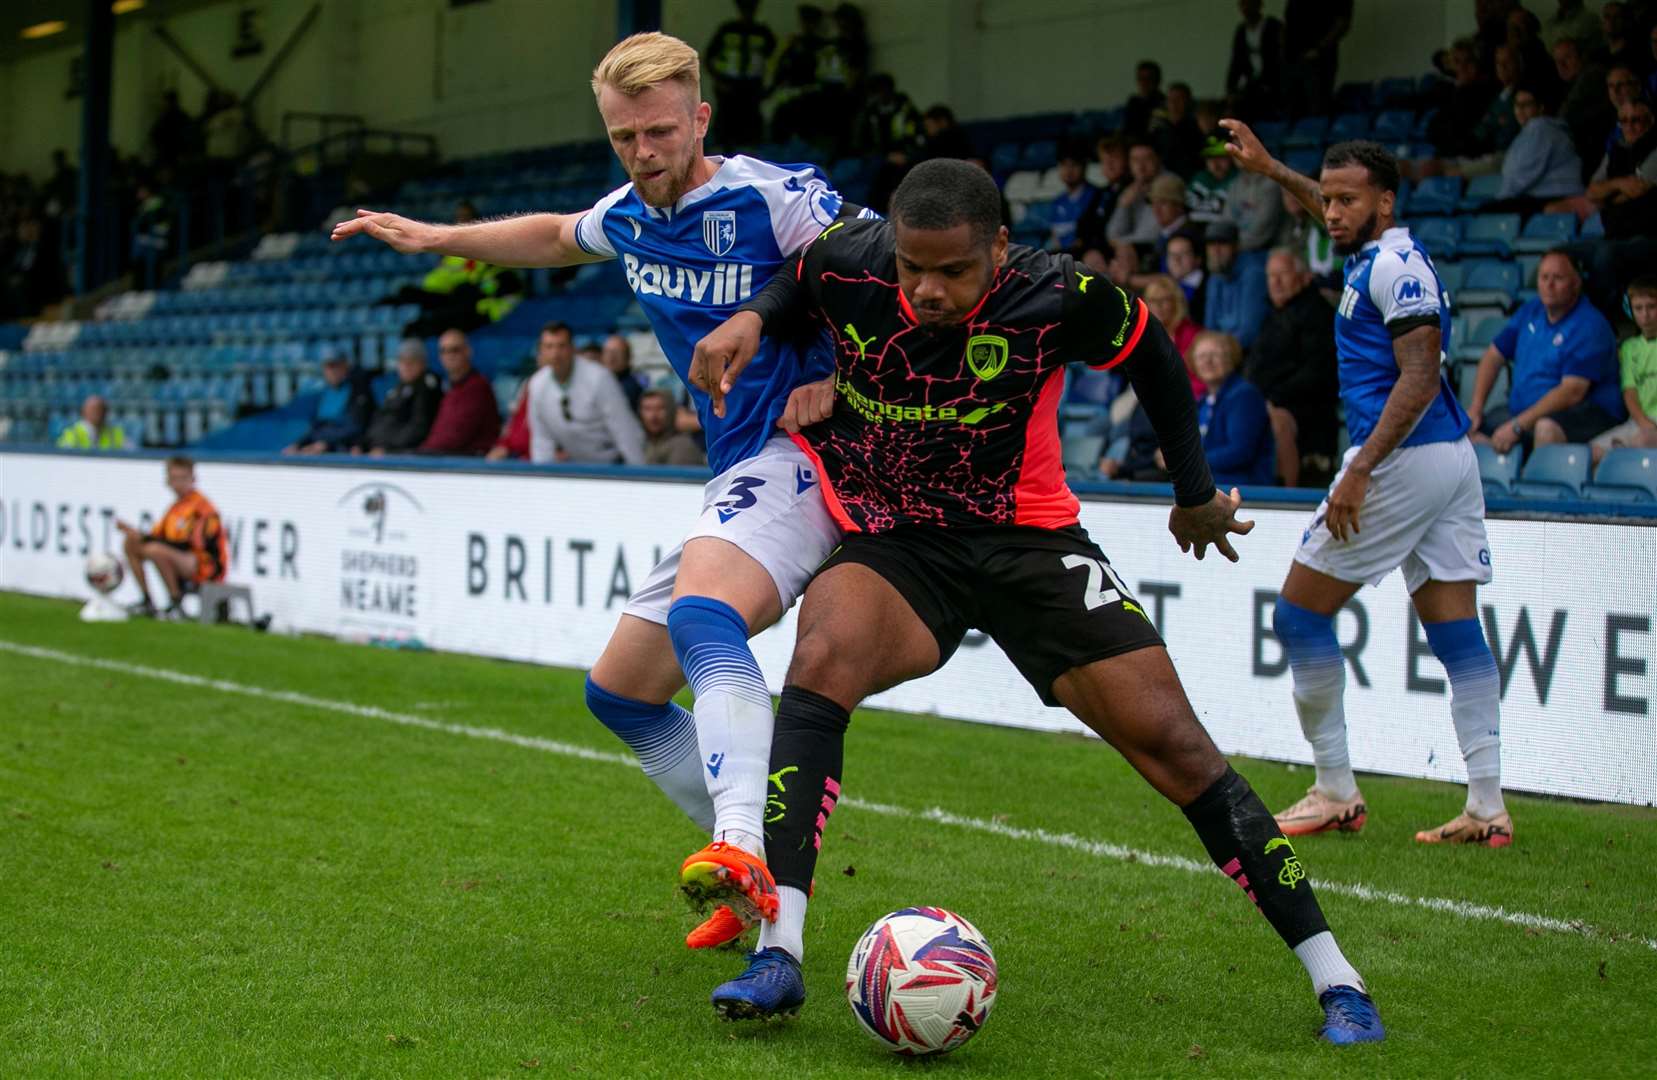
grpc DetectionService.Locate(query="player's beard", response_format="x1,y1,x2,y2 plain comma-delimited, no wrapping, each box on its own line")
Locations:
1332,211,1380,256
635,156,696,208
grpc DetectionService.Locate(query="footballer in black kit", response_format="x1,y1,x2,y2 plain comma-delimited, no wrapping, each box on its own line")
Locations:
688,159,1384,1046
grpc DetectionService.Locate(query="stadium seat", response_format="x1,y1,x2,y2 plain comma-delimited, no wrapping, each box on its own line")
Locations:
1458,173,1503,212
1284,148,1324,177
1408,176,1462,216
1329,113,1371,141
1020,140,1059,170
1282,116,1329,149
1475,442,1522,494
1334,81,1374,113
989,142,1022,176
1436,260,1465,296
1371,110,1415,142
1459,213,1521,257
1411,216,1462,260
1457,260,1521,309
1512,443,1591,499
1454,314,1507,362
1585,448,1657,503
1250,119,1288,147
1514,212,1577,253
1378,76,1419,106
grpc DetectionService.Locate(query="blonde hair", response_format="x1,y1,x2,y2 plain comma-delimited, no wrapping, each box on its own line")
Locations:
1191,329,1243,372
1140,273,1190,327
591,32,701,101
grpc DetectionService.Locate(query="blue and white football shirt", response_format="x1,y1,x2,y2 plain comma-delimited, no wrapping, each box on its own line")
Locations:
1334,225,1469,448
575,155,863,473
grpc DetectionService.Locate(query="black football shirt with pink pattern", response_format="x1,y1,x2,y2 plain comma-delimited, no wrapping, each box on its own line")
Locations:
778,218,1149,533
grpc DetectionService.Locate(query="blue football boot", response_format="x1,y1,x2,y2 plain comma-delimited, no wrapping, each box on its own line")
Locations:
710,947,805,1021
1319,984,1385,1045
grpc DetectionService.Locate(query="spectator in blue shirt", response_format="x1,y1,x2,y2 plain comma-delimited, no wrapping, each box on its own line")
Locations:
285,349,375,454
1190,329,1276,486
1469,250,1624,453
1485,84,1585,214
1201,219,1270,348
1046,142,1098,251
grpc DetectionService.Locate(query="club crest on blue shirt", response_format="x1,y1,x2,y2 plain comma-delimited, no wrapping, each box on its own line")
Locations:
703,210,737,257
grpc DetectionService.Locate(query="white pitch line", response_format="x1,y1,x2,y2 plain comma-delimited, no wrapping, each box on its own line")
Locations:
5,638,1653,953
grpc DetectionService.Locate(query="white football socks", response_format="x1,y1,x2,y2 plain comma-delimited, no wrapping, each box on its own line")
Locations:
758,885,809,962
1294,931,1365,995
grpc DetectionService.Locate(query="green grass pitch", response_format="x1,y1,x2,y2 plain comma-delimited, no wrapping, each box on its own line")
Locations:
1,590,1653,1078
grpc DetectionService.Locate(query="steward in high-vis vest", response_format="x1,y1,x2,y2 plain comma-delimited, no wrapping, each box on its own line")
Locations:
57,395,127,450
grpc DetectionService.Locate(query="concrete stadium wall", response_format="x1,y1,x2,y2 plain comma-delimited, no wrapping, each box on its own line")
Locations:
3,449,1654,806
3,0,1476,181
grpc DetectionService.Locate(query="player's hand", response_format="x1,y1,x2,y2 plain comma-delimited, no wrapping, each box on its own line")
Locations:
1325,465,1371,541
776,377,835,434
1168,487,1255,562
690,310,763,419
331,210,439,253
1219,119,1273,176
115,519,138,536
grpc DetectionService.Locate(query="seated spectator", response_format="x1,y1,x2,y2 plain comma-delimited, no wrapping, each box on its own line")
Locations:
1223,143,1286,252
419,329,501,455
381,201,523,337
1200,220,1269,348
1163,231,1206,319
1142,273,1203,371
1146,175,1191,259
1105,140,1170,245
57,394,126,450
116,455,228,620
1074,135,1131,252
1245,248,1340,486
1484,83,1584,213
1556,94,1655,219
640,388,707,466
1187,137,1238,224
917,104,974,161
1150,82,1203,179
1552,36,1614,168
1469,250,1624,453
1591,276,1657,462
1191,330,1276,486
1428,37,1499,158
1124,59,1165,136
1409,42,1523,180
2,216,66,319
1542,0,1602,53
487,321,569,462
285,349,374,454
1227,0,1284,121
1273,186,1339,299
1591,2,1639,70
1046,142,1099,251
528,324,645,465
601,333,648,413
1105,238,1142,284
360,339,444,455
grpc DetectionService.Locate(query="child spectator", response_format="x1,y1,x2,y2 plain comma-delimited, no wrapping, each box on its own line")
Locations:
1591,276,1657,462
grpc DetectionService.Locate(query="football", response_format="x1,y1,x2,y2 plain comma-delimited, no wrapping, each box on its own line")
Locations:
85,553,124,595
845,907,997,1056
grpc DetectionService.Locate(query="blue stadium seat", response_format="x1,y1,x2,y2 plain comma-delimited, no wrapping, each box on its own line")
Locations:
1458,173,1503,212
1019,140,1059,170
1284,147,1324,177
1459,213,1521,257
1371,110,1415,141
1457,259,1521,309
1514,212,1577,253
1455,350,1508,402
1408,176,1462,217
1282,116,1330,149
1436,260,1465,295
1378,76,1420,106
1512,443,1591,499
1334,81,1374,112
1585,449,1657,503
1251,119,1288,147
1329,113,1371,141
1411,216,1462,259
1021,201,1055,231
1062,432,1105,476
989,142,1022,175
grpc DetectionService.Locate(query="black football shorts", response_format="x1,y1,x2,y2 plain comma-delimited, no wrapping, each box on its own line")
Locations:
817,523,1165,706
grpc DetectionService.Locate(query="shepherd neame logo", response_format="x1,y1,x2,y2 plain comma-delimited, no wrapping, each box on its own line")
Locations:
337,482,423,623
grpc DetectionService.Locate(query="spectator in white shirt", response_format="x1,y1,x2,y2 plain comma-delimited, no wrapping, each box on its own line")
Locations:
528,331,647,465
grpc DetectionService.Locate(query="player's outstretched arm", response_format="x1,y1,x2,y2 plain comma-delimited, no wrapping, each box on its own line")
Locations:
1116,313,1255,562
330,210,604,269
1220,118,1326,221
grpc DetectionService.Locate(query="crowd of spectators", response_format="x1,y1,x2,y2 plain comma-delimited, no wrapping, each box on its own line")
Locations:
282,321,708,469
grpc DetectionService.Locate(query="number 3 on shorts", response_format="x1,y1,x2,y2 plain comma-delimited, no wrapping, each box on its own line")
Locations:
1061,554,1132,611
